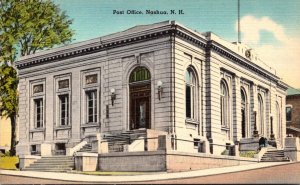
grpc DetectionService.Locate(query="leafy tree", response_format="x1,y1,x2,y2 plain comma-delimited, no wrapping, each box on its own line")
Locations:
0,0,74,156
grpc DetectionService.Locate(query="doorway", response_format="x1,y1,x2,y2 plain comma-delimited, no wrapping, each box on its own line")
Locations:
130,84,151,129
129,66,151,130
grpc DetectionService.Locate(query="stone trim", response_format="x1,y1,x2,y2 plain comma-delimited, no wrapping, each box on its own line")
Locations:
207,41,280,84
15,22,287,91
15,30,174,69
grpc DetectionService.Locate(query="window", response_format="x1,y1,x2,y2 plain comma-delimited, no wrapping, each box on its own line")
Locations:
59,94,69,126
286,106,292,122
185,67,197,119
82,69,100,126
194,138,200,147
241,89,247,138
34,98,43,128
220,80,229,126
54,143,66,155
30,145,41,155
129,67,151,83
86,90,97,123
258,94,264,134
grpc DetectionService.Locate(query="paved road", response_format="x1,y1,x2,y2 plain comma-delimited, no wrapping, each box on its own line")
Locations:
139,162,300,184
0,174,86,184
1,162,299,184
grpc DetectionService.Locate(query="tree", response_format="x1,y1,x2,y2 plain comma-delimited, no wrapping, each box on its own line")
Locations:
0,0,74,156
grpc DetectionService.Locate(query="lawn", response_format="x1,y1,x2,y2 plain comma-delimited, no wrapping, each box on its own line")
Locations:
239,151,258,158
0,156,19,170
72,171,149,176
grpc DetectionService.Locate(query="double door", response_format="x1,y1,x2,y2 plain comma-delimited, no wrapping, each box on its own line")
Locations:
129,84,151,130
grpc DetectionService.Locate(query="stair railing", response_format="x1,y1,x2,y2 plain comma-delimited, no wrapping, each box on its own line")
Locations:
256,147,268,162
66,140,88,156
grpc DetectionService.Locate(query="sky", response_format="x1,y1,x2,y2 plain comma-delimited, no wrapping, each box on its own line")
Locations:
54,0,300,88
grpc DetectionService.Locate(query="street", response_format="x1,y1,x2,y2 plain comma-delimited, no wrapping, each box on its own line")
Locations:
0,162,299,184
140,162,300,184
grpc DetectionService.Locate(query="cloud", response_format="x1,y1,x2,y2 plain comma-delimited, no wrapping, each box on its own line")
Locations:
236,15,300,88
236,15,289,44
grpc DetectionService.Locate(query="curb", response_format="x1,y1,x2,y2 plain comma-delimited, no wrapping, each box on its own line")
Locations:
0,161,295,183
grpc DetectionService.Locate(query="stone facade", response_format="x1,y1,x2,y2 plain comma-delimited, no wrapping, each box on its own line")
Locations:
15,20,287,157
97,150,257,172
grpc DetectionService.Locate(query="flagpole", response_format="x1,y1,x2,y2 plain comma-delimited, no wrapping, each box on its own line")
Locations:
238,0,241,43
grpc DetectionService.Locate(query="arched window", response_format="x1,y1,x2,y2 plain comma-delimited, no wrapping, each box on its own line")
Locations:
241,88,247,138
129,67,151,83
258,94,264,135
185,67,197,119
220,80,229,126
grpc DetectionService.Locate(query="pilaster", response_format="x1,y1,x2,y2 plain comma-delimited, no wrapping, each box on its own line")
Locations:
232,75,241,141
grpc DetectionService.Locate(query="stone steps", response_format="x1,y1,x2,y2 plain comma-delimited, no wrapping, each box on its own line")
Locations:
23,156,74,172
23,168,73,172
76,129,147,153
106,129,147,153
260,148,290,162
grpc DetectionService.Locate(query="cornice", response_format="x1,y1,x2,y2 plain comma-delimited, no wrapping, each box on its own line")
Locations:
15,21,285,87
207,40,280,83
15,27,175,70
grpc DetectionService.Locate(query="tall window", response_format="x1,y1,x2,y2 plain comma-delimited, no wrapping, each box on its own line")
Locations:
59,95,69,126
86,90,97,123
286,106,292,122
185,67,197,119
258,94,264,135
241,89,247,138
34,98,43,128
220,80,229,126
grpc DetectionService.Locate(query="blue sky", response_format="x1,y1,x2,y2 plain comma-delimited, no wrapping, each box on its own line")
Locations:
54,0,300,87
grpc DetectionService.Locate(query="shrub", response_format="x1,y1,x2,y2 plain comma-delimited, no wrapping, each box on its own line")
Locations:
0,156,19,170
221,149,229,155
0,151,10,157
240,151,257,158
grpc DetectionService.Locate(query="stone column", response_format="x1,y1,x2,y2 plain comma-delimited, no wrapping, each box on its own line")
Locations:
205,55,224,155
253,111,259,137
71,70,81,143
232,75,241,141
158,135,171,151
16,78,31,155
41,75,56,144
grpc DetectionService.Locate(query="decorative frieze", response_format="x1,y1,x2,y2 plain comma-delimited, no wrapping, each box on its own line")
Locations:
33,84,43,94
85,74,98,84
58,79,69,89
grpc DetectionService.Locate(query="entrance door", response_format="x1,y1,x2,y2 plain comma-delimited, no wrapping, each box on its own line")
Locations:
130,84,151,130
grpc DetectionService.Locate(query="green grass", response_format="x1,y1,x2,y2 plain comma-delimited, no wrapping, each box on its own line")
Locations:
239,151,258,158
0,156,19,170
72,171,148,176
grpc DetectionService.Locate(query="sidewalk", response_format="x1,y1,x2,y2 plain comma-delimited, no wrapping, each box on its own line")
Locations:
0,162,292,183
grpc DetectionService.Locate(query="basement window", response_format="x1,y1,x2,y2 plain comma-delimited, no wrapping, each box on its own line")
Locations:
30,144,41,155
54,143,66,155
